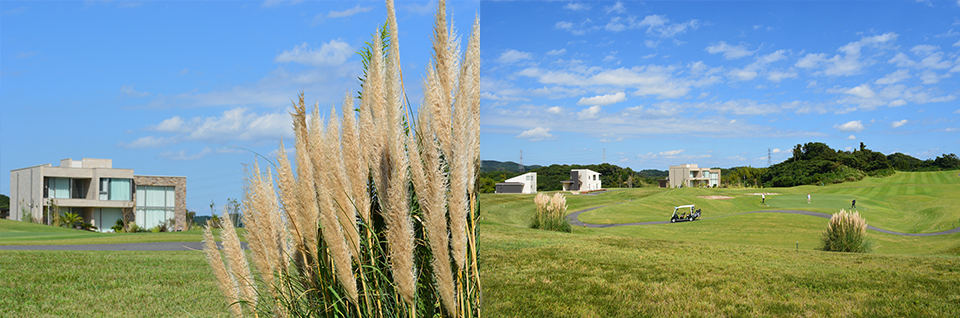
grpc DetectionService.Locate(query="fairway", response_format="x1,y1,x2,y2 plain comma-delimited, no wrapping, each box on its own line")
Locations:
567,170,960,255
1,170,958,316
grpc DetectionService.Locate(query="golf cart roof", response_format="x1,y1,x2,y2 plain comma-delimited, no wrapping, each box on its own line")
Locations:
675,205,695,209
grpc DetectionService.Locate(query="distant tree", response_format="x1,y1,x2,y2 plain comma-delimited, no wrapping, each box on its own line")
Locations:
0,194,9,210
934,153,960,170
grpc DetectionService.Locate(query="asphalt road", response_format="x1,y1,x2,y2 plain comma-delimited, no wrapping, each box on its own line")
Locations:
566,206,960,236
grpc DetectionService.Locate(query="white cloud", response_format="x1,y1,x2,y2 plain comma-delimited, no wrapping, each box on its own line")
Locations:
875,69,910,85
660,149,685,156
564,2,590,11
546,49,567,55
555,21,574,31
546,106,563,114
578,105,602,119
118,136,175,149
121,85,150,97
891,119,908,128
954,39,960,47
517,65,697,99
919,70,950,84
622,14,700,38
275,40,351,66
327,5,372,18
705,41,753,59
148,108,291,143
767,70,798,82
516,127,554,141
606,1,626,14
796,32,898,76
159,147,213,161
498,49,533,64
847,135,856,140
771,148,782,154
845,84,875,99
835,120,865,132
577,92,626,106
644,40,659,48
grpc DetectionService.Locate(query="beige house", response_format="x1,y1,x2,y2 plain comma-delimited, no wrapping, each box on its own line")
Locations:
561,169,602,191
9,158,187,232
668,164,721,188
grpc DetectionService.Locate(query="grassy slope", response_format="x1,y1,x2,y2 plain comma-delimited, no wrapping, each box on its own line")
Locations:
0,219,244,245
568,170,960,255
480,171,960,316
1,171,958,316
0,250,226,317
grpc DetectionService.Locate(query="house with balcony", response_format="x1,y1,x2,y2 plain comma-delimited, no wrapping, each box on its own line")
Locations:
668,164,721,188
561,169,602,192
9,158,186,232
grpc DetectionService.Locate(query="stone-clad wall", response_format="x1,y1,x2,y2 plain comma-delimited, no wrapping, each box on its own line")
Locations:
134,175,187,231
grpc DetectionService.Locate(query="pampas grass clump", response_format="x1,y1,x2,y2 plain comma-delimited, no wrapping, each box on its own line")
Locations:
202,0,481,316
531,193,571,233
821,209,872,253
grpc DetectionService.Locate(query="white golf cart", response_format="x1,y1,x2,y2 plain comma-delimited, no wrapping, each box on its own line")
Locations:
670,205,701,223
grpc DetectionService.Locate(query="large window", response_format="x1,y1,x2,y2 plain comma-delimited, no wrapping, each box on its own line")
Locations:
135,185,175,229
100,178,132,201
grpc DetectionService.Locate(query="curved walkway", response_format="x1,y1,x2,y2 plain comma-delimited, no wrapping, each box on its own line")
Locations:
0,241,249,251
566,205,960,236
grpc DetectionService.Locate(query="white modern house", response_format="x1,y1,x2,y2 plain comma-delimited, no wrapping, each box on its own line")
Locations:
9,158,187,232
495,172,537,194
668,164,721,188
561,169,602,192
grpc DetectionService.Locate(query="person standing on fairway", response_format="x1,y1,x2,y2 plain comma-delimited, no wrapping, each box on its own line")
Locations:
852,198,856,209
761,193,765,204
807,193,811,204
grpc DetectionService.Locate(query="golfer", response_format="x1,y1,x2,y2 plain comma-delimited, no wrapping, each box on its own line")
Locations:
807,193,811,204
852,199,856,209
761,193,765,204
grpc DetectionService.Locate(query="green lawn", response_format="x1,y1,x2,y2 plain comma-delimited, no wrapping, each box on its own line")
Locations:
2,170,959,316
0,250,225,317
0,219,244,246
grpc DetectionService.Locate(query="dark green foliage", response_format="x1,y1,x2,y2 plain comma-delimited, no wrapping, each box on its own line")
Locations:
763,142,958,187
480,160,541,173
0,194,8,210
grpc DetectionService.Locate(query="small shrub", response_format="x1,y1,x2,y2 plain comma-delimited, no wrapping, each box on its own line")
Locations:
111,219,125,233
532,193,571,233
151,226,161,233
821,209,872,253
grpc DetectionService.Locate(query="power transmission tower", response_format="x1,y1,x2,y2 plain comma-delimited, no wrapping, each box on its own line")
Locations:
519,150,524,172
768,148,772,166
603,148,606,163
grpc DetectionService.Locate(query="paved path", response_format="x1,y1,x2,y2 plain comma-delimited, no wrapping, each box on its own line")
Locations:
0,241,249,251
566,205,960,236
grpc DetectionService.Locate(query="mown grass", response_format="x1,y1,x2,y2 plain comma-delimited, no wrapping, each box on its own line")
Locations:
0,250,225,317
2,170,959,316
0,219,245,246
481,223,960,317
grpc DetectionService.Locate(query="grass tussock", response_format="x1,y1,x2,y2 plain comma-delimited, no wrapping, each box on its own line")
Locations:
532,193,571,233
202,0,481,317
821,209,873,253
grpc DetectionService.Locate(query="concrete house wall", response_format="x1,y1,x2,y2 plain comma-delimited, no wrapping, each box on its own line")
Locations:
668,164,721,188
561,169,602,191
495,172,537,194
9,158,187,232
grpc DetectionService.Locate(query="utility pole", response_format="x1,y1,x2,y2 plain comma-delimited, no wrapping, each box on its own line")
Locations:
519,150,524,172
603,148,606,163
768,148,772,167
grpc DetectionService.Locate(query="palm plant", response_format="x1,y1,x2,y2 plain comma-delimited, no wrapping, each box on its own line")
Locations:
202,0,481,316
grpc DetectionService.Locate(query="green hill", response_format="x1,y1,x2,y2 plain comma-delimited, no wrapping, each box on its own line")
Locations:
479,170,960,316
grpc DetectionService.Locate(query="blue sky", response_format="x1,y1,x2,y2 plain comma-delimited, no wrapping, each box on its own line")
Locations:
1,0,479,215
480,1,960,170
